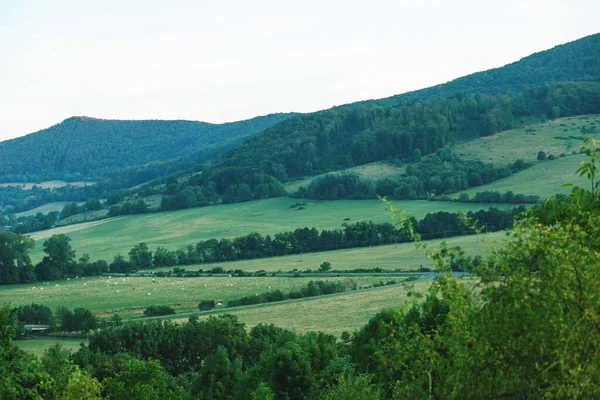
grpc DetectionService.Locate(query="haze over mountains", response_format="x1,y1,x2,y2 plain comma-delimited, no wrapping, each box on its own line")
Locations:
0,33,598,185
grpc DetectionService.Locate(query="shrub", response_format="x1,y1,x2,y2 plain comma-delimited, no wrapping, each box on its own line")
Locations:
143,305,175,317
198,300,216,311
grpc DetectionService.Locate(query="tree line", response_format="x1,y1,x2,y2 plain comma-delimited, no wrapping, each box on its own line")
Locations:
0,206,524,285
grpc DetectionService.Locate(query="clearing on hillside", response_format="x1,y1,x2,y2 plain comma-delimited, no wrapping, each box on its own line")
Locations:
452,114,600,166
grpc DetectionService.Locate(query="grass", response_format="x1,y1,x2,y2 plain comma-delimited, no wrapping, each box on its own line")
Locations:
0,275,400,317
452,114,600,167
0,180,96,190
15,202,84,218
283,161,406,192
15,337,87,358
151,230,505,273
453,155,590,198
27,197,514,262
171,281,433,336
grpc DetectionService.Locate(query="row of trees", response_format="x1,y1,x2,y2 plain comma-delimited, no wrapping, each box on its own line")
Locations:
0,206,524,284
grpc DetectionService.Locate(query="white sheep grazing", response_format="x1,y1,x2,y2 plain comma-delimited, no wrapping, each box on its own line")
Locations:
216,302,222,306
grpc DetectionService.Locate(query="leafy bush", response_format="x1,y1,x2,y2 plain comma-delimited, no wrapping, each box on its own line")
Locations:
143,305,175,317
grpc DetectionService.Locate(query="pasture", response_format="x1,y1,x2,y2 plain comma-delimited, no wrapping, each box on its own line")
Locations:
283,161,406,192
452,155,589,198
151,230,505,273
15,202,84,218
452,114,600,166
27,197,513,262
0,180,96,190
16,337,86,358
173,280,433,336
0,275,396,317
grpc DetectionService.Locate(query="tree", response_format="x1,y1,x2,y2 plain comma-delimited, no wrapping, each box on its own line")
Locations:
129,243,153,270
0,232,35,284
103,358,186,400
35,234,76,280
319,261,332,272
109,254,133,273
537,150,547,160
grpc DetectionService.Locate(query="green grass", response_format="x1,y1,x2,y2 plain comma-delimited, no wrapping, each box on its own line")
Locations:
0,180,95,190
0,275,399,317
152,231,504,273
15,202,84,218
453,155,590,198
27,197,514,262
283,161,406,192
452,114,600,167
16,337,87,358
172,281,433,336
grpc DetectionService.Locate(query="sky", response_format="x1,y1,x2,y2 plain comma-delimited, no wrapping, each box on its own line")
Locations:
0,0,598,142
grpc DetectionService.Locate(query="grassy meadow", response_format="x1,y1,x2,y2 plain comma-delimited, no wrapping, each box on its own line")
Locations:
0,180,96,190
0,275,400,317
172,280,433,336
452,114,600,166
283,161,406,192
453,154,590,198
151,230,504,273
16,337,86,358
15,202,84,218
27,197,513,263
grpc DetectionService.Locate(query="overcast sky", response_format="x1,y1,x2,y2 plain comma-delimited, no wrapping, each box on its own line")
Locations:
0,0,598,141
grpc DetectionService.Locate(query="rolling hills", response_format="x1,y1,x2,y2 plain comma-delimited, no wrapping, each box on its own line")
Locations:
0,113,293,182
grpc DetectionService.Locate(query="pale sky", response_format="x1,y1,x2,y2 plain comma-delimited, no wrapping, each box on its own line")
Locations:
0,0,598,141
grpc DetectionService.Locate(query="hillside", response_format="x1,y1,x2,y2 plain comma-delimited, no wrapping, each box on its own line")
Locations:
360,32,600,107
0,113,293,182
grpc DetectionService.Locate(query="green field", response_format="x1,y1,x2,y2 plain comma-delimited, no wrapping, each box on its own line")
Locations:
453,154,590,198
27,197,514,262
173,281,433,336
0,180,96,190
15,202,85,218
16,337,86,358
151,230,504,273
452,114,600,166
283,161,406,192
0,275,401,317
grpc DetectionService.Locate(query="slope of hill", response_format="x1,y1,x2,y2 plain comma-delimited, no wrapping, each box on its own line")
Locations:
0,113,294,182
361,33,600,107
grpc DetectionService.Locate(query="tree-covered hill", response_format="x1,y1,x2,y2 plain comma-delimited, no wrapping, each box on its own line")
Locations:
0,113,293,182
358,32,600,107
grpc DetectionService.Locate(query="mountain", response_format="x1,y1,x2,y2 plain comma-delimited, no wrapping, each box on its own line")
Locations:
0,113,294,182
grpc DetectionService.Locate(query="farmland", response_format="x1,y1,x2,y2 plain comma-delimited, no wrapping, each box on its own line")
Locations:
27,197,514,262
16,337,86,358
172,280,433,336
0,180,96,190
0,275,405,317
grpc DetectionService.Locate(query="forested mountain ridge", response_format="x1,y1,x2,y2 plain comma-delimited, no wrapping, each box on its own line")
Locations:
355,32,600,108
0,113,294,182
